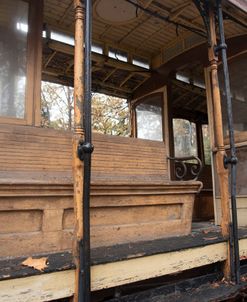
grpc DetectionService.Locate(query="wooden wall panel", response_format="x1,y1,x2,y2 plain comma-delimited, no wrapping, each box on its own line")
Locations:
214,144,247,226
214,145,247,196
215,196,247,227
0,210,42,233
0,183,201,257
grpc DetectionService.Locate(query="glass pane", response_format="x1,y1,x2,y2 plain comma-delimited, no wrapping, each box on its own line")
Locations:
92,93,129,136
173,119,197,157
136,94,163,141
108,48,128,62
0,0,28,118
41,81,74,130
202,124,211,165
219,53,247,141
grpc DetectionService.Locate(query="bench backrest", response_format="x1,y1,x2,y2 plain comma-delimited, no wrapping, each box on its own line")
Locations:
0,125,169,185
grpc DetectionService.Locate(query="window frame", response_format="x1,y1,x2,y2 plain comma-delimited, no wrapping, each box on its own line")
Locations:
172,117,212,166
172,118,199,158
134,92,165,142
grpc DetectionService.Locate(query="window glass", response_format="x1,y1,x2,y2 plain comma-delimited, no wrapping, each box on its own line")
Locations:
173,119,197,157
136,94,163,141
0,0,28,118
202,124,211,165
41,82,130,136
219,53,247,140
108,48,128,62
132,57,150,69
92,43,103,54
41,81,74,130
50,31,74,46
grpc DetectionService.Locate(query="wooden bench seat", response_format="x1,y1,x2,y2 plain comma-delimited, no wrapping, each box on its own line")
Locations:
0,125,202,257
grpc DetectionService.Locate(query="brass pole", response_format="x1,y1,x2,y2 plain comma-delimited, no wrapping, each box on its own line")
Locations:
73,1,84,301
208,8,231,279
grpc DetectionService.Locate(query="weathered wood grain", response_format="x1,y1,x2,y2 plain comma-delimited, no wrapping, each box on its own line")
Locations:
0,124,168,184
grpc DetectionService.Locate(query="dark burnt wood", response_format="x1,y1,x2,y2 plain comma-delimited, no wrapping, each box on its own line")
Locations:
0,251,75,281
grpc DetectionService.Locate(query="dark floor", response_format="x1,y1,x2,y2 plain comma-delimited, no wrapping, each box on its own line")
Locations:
1,222,247,282
1,223,247,302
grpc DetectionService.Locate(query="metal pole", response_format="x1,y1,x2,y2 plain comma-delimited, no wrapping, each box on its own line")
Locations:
77,0,93,301
83,0,92,299
216,0,240,284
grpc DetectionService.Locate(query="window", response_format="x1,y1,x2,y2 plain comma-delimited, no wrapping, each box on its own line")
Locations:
132,57,150,69
108,48,128,62
92,93,129,136
50,31,74,46
0,0,29,118
173,119,197,157
41,81,74,130
92,43,103,54
136,93,163,141
41,83,130,136
175,72,190,84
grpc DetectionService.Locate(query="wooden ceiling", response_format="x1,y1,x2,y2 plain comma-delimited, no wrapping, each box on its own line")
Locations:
42,0,247,99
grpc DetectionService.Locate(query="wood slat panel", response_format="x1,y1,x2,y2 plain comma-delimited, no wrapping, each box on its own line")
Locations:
0,125,168,184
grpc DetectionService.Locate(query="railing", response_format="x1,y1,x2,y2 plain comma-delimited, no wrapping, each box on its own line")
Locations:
167,156,203,181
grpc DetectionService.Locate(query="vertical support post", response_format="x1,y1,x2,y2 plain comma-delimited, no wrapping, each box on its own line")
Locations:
196,123,205,165
73,1,84,301
216,0,240,284
207,7,231,279
80,0,93,301
130,103,136,138
167,83,175,180
74,1,93,300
